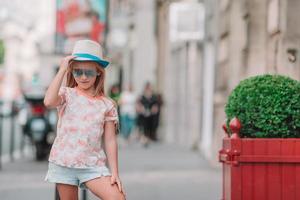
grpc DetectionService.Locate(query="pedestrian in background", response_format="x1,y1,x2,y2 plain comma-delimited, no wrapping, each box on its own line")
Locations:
44,40,125,200
119,84,137,142
109,83,121,121
139,82,159,147
109,84,121,104
135,99,145,142
152,93,163,141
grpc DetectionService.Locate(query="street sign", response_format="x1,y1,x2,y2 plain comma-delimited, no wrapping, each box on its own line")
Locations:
169,1,205,42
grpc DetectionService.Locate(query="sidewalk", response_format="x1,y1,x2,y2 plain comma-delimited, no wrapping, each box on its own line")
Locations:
0,140,222,200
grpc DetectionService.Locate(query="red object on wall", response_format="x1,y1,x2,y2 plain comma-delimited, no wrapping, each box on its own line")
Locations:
90,19,105,42
219,118,300,200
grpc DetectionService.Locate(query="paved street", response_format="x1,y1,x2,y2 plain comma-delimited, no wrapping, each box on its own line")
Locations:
0,140,222,200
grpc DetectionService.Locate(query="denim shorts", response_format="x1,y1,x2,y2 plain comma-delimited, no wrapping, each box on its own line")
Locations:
45,162,111,189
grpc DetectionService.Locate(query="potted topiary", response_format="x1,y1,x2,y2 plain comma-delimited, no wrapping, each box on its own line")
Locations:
219,74,300,200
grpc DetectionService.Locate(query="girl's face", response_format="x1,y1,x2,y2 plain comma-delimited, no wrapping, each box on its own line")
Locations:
71,61,100,91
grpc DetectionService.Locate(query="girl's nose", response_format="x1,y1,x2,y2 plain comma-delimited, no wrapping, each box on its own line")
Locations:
81,73,88,79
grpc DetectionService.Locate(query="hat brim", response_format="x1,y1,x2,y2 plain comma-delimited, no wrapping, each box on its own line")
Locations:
72,53,109,68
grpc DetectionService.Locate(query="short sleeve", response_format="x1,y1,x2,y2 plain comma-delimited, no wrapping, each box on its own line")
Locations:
57,86,69,115
58,86,68,105
104,102,119,134
104,104,119,123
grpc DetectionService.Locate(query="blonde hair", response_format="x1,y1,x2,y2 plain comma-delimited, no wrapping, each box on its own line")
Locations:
66,61,106,97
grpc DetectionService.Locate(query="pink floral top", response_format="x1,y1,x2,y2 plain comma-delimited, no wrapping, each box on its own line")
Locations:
48,86,118,168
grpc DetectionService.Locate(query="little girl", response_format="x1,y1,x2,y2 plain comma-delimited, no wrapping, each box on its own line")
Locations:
44,40,125,200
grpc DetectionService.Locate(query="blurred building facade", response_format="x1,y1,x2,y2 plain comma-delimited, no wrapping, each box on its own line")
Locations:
156,0,204,151
109,0,214,160
154,0,300,163
107,0,157,93
0,0,57,100
203,0,300,162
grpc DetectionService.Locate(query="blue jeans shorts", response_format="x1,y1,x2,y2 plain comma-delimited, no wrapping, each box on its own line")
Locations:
45,162,111,189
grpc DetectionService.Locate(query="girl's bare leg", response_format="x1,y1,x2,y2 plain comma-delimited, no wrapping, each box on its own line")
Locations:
85,177,125,200
56,183,78,200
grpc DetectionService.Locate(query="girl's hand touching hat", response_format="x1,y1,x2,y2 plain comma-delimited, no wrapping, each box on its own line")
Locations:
60,55,76,73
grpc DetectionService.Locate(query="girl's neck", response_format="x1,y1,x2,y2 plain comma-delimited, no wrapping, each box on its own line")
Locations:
75,86,97,97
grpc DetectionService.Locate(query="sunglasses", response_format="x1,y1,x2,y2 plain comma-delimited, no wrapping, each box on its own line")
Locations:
72,69,100,78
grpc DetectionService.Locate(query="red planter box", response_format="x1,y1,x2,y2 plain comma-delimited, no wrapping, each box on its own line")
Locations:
219,118,300,200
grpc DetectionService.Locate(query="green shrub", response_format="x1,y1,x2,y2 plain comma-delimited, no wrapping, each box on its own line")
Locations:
225,74,300,138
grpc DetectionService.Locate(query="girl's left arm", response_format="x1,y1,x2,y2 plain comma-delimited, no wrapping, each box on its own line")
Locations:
104,121,119,176
104,121,125,194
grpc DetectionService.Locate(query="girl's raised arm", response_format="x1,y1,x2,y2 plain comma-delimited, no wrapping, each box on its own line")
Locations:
44,55,75,108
